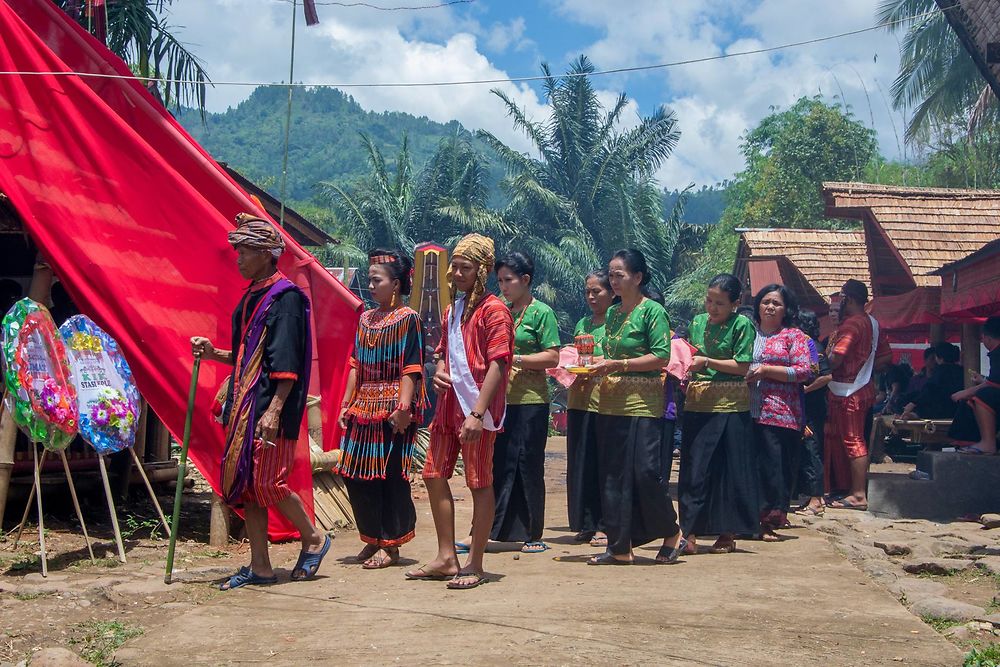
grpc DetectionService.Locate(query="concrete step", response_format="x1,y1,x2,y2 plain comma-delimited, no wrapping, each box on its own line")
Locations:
869,451,1000,520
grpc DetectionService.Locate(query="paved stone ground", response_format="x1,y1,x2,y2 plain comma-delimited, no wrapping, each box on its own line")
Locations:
0,439,969,666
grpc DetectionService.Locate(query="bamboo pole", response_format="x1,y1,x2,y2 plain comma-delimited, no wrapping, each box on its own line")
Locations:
59,450,95,563
962,323,982,388
0,391,16,531
31,443,47,577
12,449,47,547
130,448,171,538
97,454,127,564
165,356,200,584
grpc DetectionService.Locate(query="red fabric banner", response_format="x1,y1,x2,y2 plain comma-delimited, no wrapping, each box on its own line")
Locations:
0,0,361,540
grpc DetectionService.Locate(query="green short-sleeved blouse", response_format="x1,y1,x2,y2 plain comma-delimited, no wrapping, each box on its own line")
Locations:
508,299,561,405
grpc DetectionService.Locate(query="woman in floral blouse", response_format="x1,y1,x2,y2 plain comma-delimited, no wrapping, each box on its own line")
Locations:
746,284,814,541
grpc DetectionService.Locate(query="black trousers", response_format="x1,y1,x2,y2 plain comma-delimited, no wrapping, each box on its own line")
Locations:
566,409,603,534
596,414,679,556
491,403,550,542
678,411,759,537
796,417,825,498
755,423,800,522
342,427,416,547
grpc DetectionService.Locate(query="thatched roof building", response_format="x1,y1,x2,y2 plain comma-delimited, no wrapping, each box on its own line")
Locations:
733,228,870,316
936,0,1000,100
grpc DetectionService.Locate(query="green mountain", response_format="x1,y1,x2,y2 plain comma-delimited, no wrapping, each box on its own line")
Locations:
175,86,500,203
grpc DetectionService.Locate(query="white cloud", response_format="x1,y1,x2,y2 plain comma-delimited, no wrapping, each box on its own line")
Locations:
484,17,533,54
551,0,906,188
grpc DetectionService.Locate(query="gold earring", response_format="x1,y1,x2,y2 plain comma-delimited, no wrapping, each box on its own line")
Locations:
390,292,398,308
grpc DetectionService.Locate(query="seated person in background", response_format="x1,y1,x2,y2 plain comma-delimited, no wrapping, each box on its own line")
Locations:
875,362,912,416
901,347,936,405
948,316,1000,455
900,342,964,420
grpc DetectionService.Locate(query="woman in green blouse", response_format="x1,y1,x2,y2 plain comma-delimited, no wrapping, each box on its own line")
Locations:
488,252,560,553
589,249,682,565
567,270,614,546
678,274,758,555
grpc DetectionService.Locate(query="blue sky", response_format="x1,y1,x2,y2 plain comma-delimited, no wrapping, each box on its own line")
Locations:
166,0,910,190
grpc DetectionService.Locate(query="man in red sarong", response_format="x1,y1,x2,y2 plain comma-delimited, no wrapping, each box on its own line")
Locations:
405,233,513,590
824,279,892,510
191,214,331,590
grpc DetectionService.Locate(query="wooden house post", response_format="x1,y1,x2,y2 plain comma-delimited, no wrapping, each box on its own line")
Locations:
962,323,982,388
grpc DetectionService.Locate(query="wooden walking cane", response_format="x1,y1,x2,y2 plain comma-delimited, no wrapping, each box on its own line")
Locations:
165,355,200,584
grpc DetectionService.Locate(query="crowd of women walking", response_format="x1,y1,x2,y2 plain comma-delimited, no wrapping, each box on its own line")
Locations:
333,239,884,582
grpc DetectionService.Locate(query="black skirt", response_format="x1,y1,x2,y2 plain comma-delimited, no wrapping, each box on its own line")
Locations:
755,423,801,530
491,403,550,543
342,423,416,547
566,409,603,534
796,417,825,499
595,414,679,556
678,411,759,537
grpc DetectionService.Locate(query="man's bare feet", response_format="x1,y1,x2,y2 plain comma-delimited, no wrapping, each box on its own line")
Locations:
405,557,460,580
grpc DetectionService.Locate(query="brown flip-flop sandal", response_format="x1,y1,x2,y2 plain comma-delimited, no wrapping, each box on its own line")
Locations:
405,565,454,581
447,571,488,589
709,539,736,554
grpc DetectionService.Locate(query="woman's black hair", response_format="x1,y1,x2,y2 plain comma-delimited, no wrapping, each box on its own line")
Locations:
585,269,611,293
645,288,665,306
798,310,820,341
708,273,742,303
753,283,799,329
611,249,652,286
368,248,413,295
495,251,535,285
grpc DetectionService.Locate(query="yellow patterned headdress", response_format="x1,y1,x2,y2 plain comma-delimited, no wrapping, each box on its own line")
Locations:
450,233,495,324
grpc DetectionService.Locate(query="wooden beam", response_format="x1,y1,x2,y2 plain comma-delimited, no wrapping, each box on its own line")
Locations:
929,323,945,345
209,493,231,548
962,323,982,388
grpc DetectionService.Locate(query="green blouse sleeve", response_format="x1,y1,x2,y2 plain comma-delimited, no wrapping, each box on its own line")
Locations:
731,314,756,363
536,303,561,350
644,301,672,360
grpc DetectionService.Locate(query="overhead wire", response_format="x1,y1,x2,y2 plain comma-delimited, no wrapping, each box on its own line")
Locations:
0,5,954,90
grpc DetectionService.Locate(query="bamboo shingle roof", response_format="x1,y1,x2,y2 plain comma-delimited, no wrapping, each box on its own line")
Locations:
822,182,1000,291
736,228,870,304
936,0,1000,101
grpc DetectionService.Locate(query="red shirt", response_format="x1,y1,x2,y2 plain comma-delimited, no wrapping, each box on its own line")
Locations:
829,313,890,385
431,294,514,432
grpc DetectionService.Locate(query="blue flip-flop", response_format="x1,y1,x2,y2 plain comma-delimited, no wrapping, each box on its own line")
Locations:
521,541,549,553
454,542,470,555
291,534,332,581
220,566,278,591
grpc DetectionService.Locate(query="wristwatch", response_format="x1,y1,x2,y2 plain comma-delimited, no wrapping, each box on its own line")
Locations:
469,411,484,421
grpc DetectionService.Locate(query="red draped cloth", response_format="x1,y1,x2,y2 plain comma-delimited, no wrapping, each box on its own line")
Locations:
0,0,361,539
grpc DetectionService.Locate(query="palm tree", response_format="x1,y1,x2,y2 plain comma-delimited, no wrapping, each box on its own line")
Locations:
478,56,680,327
878,0,995,142
57,0,210,116
319,133,507,263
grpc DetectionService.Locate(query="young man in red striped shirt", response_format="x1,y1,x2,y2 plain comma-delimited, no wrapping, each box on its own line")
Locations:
406,234,513,590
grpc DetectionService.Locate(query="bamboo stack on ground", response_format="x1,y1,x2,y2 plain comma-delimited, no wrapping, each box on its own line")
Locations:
310,440,354,531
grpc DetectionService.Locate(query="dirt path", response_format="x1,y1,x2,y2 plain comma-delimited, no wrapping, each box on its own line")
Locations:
100,438,960,666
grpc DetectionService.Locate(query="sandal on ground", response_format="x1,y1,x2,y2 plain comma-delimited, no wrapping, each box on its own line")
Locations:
291,534,332,581
356,543,379,562
447,571,488,590
709,538,736,554
828,499,869,511
655,538,686,564
405,565,455,581
958,445,995,455
589,534,608,548
759,531,782,543
363,548,399,570
220,566,277,591
794,505,825,517
573,530,596,543
587,551,632,566
454,541,470,555
521,541,549,553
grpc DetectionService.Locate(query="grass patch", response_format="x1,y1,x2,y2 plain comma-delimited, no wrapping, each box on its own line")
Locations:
12,591,47,601
922,615,965,633
965,643,1000,667
121,514,163,541
4,553,40,573
70,557,122,570
70,620,143,667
